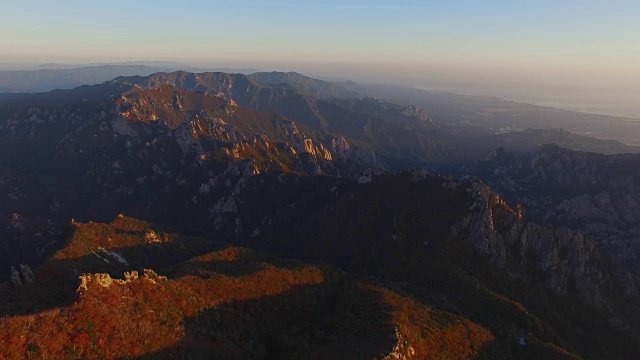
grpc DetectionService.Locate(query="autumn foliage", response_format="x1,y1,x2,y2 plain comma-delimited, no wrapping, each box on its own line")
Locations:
0,216,502,359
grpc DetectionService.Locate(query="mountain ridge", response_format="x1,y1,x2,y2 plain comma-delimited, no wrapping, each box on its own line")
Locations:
1,69,640,358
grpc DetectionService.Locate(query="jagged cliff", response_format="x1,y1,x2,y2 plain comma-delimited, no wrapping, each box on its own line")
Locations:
449,177,611,306
459,145,640,296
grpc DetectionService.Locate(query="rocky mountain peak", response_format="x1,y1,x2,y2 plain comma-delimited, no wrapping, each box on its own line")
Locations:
400,104,433,123
451,177,611,306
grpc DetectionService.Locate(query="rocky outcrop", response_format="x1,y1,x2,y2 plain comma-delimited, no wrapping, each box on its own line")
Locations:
303,136,332,160
1,215,66,284
357,166,386,184
400,105,433,123
10,266,22,287
9,264,34,287
144,229,161,243
450,177,611,306
460,145,640,296
92,248,129,267
382,326,416,360
77,269,167,294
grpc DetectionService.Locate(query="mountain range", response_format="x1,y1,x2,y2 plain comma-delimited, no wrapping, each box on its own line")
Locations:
1,69,640,359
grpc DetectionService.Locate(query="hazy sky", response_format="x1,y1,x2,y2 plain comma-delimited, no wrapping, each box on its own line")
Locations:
1,0,639,111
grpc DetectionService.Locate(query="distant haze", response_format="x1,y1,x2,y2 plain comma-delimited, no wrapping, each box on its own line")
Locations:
1,0,639,117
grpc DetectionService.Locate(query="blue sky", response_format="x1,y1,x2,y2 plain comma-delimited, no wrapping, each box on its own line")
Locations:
1,1,639,93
